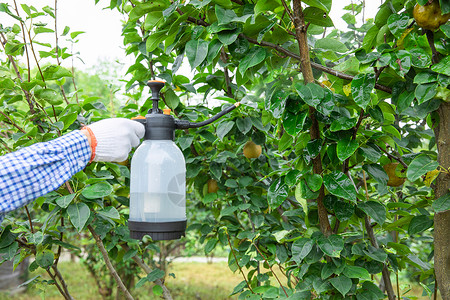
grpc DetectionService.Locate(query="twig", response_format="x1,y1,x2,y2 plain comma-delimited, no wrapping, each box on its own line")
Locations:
220,47,233,98
379,147,408,169
46,268,70,300
177,11,393,94
226,232,254,294
362,170,369,201
362,175,396,300
425,30,440,64
280,0,294,23
120,244,173,300
253,243,288,297
88,225,134,300
24,206,34,233
52,265,74,300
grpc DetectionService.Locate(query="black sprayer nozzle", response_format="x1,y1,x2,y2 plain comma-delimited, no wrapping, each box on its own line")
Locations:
147,80,165,113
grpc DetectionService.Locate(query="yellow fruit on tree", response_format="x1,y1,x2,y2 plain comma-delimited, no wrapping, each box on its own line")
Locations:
243,141,262,159
207,179,219,193
383,162,406,187
413,1,450,31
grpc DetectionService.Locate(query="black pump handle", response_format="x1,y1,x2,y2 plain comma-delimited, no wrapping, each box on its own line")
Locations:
147,80,165,113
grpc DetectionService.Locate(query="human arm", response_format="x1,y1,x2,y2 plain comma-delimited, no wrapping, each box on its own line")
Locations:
0,118,145,223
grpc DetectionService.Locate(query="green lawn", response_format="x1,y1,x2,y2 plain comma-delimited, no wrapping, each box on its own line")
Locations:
0,261,441,299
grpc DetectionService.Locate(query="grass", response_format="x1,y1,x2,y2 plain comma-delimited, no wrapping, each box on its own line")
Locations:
0,261,442,300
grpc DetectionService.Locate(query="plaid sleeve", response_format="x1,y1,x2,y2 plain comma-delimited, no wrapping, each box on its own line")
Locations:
0,130,91,220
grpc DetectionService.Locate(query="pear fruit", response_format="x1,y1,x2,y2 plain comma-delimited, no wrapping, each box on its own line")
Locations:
207,179,219,193
383,162,406,187
243,141,262,159
413,1,450,31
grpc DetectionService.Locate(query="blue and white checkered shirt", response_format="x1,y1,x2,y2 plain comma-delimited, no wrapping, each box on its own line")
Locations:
0,131,91,224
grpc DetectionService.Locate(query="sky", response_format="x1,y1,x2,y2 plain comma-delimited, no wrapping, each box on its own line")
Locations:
1,0,382,73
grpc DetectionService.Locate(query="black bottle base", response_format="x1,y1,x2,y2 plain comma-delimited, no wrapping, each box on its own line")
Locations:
128,220,186,241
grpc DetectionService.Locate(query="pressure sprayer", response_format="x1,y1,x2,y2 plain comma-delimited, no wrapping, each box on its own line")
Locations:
128,80,240,241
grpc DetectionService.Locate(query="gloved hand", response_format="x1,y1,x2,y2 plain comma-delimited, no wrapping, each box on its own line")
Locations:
82,118,145,162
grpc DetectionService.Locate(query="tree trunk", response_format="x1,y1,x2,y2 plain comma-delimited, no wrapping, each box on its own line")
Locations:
292,0,332,237
433,102,450,300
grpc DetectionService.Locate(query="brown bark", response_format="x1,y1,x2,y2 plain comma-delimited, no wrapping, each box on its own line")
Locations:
433,102,450,300
292,0,332,236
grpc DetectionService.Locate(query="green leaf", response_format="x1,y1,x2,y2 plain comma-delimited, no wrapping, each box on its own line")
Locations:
82,182,113,199
358,201,386,225
279,132,293,152
334,199,355,221
295,183,308,214
363,164,389,186
432,192,450,212
387,13,409,39
337,138,358,161
359,145,381,162
215,5,237,25
387,242,412,255
186,39,209,70
164,89,180,109
178,135,194,150
236,117,252,134
306,139,323,159
343,265,370,280
406,155,439,182
408,215,433,235
34,27,54,34
152,285,163,296
303,7,334,27
330,117,358,132
292,238,314,263
216,121,234,140
357,281,385,299
396,90,415,113
238,46,266,75
431,56,450,76
323,171,357,203
415,83,438,104
218,29,240,45
351,73,376,110
294,82,324,108
34,88,62,105
283,112,307,136
55,194,76,209
363,246,387,262
205,238,218,254
410,48,432,68
305,174,323,192
98,207,120,221
303,0,332,12
70,31,85,39
268,178,289,208
36,249,54,269
329,275,352,297
42,65,73,80
317,234,344,257
147,269,165,282
315,38,348,52
67,203,91,232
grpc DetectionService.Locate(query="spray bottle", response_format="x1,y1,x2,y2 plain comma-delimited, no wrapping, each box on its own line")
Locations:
128,80,239,241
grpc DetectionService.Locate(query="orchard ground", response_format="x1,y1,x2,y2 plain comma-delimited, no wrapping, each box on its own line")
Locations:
0,258,443,300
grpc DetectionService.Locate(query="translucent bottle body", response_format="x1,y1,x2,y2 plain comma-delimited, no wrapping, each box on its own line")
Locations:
129,140,186,223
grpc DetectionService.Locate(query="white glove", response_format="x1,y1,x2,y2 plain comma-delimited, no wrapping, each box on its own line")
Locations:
85,118,145,162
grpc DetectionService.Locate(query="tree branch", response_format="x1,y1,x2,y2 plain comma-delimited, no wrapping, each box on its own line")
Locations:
292,0,332,237
87,225,134,300
120,244,173,300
